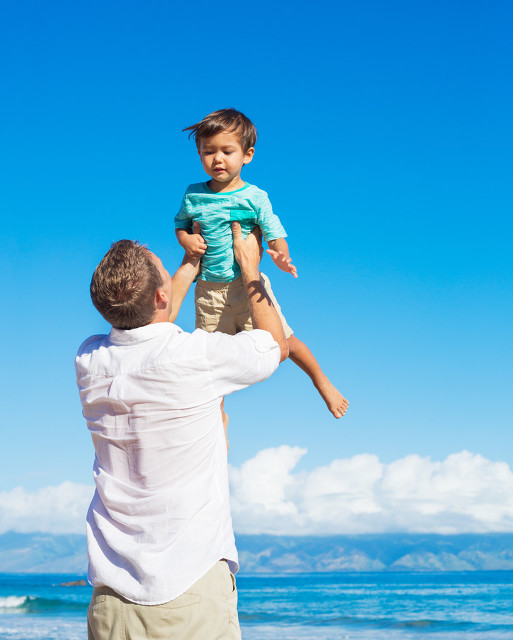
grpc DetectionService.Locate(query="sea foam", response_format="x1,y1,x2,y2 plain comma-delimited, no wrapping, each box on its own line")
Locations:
0,596,28,609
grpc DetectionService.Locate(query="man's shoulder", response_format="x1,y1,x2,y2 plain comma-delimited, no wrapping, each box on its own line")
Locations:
203,329,281,381
75,334,109,374
76,334,108,357
75,325,194,376
233,328,280,352
202,328,279,355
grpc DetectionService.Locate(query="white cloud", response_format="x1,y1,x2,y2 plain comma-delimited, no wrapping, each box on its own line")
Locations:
229,448,513,535
2,449,513,536
0,482,94,534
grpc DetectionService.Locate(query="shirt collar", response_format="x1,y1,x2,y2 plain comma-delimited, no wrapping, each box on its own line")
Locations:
109,322,179,346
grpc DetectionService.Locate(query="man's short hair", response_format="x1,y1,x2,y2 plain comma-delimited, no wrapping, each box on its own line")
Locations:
183,108,257,153
90,240,164,329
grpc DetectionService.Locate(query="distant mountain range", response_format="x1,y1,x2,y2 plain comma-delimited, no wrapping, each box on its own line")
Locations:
1,531,513,574
236,533,513,573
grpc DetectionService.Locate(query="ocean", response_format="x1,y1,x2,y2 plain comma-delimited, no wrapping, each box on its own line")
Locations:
0,571,512,639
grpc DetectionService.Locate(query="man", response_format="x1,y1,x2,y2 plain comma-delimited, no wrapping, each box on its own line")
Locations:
76,223,288,640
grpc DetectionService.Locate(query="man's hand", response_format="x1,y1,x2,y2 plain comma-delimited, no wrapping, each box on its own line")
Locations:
176,224,207,258
266,249,298,278
232,222,263,281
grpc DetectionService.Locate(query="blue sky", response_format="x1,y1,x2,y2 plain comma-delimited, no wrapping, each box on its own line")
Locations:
1,0,512,503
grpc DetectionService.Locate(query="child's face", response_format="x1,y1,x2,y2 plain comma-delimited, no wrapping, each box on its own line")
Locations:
198,130,254,188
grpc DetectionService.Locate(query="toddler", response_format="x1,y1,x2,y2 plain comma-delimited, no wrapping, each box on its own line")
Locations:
175,108,348,419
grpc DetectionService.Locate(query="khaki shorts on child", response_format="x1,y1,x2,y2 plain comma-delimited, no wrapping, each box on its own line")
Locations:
195,272,293,338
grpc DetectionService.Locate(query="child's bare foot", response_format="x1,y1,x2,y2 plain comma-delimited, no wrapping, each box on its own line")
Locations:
286,336,349,418
315,376,349,418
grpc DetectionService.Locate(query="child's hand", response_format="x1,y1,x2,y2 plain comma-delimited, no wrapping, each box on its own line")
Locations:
177,223,207,258
185,234,207,258
266,249,298,278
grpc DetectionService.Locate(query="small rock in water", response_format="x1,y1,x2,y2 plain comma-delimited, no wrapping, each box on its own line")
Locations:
60,579,88,587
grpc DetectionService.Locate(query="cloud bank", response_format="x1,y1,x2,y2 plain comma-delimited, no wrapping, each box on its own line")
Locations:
0,482,94,535
2,449,513,535
230,447,513,535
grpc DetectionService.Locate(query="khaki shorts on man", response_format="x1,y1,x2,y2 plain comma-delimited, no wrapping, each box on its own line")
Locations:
88,560,240,640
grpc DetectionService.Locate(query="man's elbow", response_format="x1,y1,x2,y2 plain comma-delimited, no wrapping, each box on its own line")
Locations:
279,340,289,363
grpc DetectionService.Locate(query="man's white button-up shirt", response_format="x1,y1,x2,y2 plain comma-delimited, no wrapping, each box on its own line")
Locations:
76,322,280,605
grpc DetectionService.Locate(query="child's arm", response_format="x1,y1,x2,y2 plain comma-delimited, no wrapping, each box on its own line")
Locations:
266,238,298,278
176,227,207,258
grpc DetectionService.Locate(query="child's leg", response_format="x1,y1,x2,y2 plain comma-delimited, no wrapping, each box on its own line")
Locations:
288,335,349,419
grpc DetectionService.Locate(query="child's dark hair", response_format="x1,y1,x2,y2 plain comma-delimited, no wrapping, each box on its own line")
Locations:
183,108,257,153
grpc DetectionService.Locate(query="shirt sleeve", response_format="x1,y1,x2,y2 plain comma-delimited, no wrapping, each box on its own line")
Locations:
174,193,193,231
204,329,281,398
255,193,287,242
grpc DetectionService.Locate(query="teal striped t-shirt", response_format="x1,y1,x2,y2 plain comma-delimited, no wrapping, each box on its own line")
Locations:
175,182,287,282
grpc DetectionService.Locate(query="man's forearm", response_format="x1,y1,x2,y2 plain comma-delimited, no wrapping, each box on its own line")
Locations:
169,256,200,323
232,222,288,362
240,266,289,362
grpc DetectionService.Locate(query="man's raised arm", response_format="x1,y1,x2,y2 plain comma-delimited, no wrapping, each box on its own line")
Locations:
232,222,289,363
169,222,202,323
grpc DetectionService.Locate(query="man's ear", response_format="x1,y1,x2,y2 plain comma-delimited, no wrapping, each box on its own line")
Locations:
155,288,168,309
243,147,255,165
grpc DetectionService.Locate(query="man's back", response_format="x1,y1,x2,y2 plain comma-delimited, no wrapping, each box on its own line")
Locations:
76,322,279,605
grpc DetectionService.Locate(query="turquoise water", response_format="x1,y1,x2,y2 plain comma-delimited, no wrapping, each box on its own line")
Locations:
1,572,513,639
